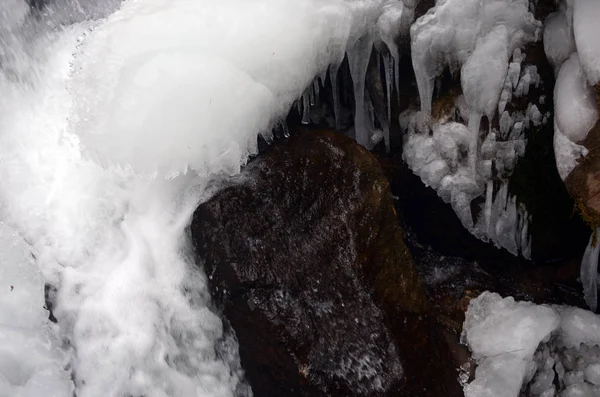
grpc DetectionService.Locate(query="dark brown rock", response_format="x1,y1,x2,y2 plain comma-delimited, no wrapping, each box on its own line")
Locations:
191,128,427,397
565,85,600,229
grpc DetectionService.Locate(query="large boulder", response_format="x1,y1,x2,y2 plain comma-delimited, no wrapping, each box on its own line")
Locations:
191,128,427,397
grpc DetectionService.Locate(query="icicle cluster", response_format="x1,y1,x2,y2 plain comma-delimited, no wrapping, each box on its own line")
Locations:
401,0,545,258
296,0,415,151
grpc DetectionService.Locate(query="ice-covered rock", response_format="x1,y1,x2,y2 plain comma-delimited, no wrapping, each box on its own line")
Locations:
462,292,600,397
461,26,509,121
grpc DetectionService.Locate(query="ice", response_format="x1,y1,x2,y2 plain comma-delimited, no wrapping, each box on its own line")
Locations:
543,11,576,75
461,26,509,121
402,110,531,257
411,0,540,117
462,292,560,397
553,121,588,181
554,53,598,143
347,30,374,147
0,222,73,397
462,292,600,397
573,0,600,85
580,229,600,311
376,0,412,106
0,0,396,396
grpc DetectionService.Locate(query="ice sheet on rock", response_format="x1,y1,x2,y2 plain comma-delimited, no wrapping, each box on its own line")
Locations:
554,53,598,144
462,292,600,397
554,122,588,181
573,0,600,85
543,11,576,75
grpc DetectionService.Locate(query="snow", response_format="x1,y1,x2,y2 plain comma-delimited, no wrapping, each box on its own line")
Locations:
0,0,400,396
462,292,600,397
554,53,598,144
573,0,600,85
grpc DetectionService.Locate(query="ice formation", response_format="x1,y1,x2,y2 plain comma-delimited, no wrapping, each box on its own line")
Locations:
573,0,600,86
0,0,407,396
545,0,600,312
462,292,600,397
401,0,543,257
410,0,540,118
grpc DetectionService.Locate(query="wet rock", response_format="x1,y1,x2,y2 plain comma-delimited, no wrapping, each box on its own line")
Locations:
564,85,600,228
191,128,426,397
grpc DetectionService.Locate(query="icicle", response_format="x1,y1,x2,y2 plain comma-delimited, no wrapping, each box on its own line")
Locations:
393,49,400,101
581,229,600,311
347,31,374,146
383,52,393,123
467,111,482,176
301,90,310,125
484,180,493,234
313,78,320,101
329,64,342,131
281,121,290,138
367,95,375,132
309,83,315,106
383,123,390,153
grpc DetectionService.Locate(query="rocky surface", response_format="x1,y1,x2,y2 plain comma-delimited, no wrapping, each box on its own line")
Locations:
191,124,589,397
564,85,600,228
191,128,427,396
